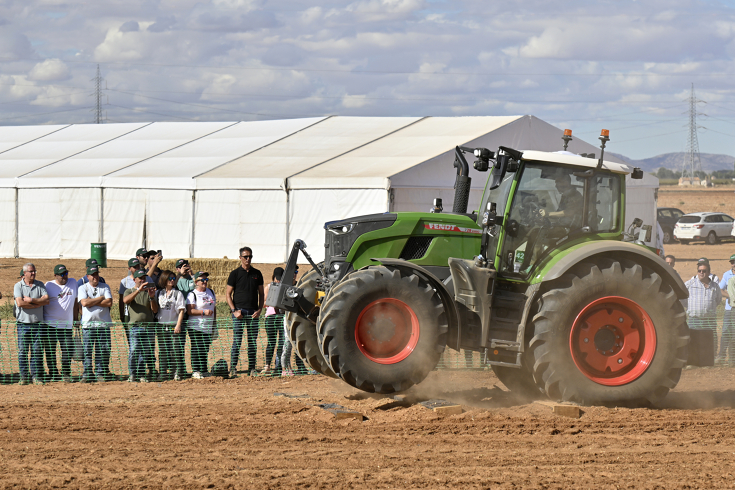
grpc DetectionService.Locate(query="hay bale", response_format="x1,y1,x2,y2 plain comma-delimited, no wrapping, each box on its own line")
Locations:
159,259,297,299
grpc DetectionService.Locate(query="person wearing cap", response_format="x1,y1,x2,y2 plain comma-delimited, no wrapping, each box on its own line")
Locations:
137,247,163,285
123,270,159,382
13,263,49,385
78,266,113,382
43,264,79,383
226,246,265,376
717,253,735,365
78,259,107,286
175,259,195,297
186,271,217,379
119,258,154,340
690,258,720,284
685,260,722,354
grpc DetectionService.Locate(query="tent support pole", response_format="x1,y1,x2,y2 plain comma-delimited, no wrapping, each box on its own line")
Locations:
14,187,18,258
284,187,290,263
99,187,104,243
190,190,196,258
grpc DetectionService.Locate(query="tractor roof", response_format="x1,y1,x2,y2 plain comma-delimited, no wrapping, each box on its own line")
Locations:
521,150,633,175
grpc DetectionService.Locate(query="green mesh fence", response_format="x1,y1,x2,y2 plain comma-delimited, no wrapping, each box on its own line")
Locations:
2,313,731,384
0,314,312,384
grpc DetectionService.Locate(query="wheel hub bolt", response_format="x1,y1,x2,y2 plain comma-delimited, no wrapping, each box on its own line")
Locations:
618,317,624,323
584,338,589,343
617,358,623,364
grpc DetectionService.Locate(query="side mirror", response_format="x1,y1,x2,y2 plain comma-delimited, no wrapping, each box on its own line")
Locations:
488,154,510,190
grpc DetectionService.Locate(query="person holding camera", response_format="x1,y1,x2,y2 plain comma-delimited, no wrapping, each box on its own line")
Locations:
123,270,159,382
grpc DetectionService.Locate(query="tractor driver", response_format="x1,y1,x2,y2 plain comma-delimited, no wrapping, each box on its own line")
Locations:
539,173,583,226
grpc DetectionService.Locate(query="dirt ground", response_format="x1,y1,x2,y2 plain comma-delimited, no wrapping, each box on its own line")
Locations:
0,368,733,488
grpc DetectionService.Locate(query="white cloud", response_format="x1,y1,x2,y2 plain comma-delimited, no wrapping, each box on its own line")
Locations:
28,58,70,81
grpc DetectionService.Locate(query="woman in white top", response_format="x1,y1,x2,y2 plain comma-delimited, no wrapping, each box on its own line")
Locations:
186,271,216,379
156,270,186,381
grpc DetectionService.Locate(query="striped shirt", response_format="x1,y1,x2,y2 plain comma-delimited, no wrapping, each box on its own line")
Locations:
684,277,722,318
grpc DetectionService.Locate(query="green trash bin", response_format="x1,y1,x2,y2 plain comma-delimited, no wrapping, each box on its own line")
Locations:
91,243,107,268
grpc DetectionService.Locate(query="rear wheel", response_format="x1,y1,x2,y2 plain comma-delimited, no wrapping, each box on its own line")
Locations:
285,266,337,378
707,231,718,245
529,259,688,405
662,228,673,244
318,266,448,393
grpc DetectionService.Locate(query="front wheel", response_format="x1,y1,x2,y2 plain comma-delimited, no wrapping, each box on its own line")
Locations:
318,266,448,393
529,259,688,405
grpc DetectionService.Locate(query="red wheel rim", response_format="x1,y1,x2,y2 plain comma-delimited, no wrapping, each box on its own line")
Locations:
355,298,420,364
569,296,656,386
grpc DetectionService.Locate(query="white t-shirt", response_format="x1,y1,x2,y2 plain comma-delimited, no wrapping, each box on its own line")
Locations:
186,288,216,333
44,278,78,329
78,283,113,327
156,288,186,324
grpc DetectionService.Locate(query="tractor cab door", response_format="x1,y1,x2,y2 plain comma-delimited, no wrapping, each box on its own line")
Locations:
497,163,621,276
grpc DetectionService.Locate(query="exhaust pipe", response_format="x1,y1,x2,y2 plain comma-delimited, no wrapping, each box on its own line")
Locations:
453,146,471,214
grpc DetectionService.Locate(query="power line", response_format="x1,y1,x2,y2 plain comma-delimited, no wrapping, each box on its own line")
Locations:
4,56,735,78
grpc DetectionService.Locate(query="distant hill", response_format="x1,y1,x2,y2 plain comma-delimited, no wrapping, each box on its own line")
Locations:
609,152,735,173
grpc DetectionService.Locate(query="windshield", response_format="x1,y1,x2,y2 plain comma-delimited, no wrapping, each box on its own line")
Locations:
678,216,701,224
477,172,514,261
499,163,620,275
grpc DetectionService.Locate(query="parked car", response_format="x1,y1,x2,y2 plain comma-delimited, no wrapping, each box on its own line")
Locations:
674,212,735,245
657,207,685,244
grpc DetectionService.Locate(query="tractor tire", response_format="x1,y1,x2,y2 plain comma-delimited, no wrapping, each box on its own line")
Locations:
707,231,718,245
492,362,543,400
528,258,688,406
285,266,337,378
317,266,448,393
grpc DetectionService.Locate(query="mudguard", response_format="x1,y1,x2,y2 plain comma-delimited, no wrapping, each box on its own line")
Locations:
541,241,688,300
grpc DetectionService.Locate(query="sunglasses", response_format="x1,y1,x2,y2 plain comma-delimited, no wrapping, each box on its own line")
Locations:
198,277,209,282
697,269,708,273
168,276,176,281
241,255,252,259
58,272,68,276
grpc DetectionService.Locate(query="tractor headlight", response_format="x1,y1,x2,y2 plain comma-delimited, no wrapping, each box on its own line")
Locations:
327,223,356,235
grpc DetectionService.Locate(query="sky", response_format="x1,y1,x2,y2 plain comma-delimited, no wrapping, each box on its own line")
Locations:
1,0,735,160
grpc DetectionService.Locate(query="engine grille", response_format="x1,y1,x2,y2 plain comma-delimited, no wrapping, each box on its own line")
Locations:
399,237,434,260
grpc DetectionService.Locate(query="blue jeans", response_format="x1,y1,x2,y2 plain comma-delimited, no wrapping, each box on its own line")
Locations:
230,309,258,371
189,330,212,374
53,328,74,377
39,323,58,377
17,322,42,380
172,327,187,376
718,310,735,360
263,314,283,368
83,327,111,379
128,325,151,380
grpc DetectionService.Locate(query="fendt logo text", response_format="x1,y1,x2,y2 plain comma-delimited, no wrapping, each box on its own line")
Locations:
424,223,482,234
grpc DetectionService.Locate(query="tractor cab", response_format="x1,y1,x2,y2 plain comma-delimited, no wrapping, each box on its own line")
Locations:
477,151,626,278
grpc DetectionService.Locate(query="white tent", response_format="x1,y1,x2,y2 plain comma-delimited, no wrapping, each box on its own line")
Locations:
0,116,659,262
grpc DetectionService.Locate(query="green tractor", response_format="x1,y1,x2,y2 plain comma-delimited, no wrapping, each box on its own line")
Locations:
267,131,713,405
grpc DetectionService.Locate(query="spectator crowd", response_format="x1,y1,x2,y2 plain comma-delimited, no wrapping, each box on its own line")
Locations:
667,253,735,365
11,246,307,386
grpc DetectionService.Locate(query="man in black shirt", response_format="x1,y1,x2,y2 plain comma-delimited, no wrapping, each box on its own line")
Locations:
226,246,264,377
